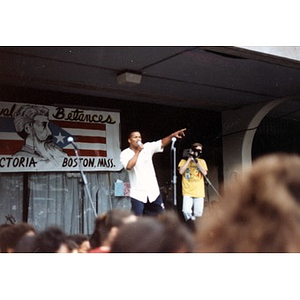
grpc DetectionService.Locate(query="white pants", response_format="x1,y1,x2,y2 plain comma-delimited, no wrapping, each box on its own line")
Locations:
182,195,204,221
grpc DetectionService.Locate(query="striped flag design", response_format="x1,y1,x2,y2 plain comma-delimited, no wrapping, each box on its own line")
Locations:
51,120,107,157
0,117,23,155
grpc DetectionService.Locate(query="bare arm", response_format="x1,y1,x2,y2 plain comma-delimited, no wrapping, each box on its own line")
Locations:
178,157,193,175
126,147,143,170
161,128,187,148
194,158,208,176
179,157,208,176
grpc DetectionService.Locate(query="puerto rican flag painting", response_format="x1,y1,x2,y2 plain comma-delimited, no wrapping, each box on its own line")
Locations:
50,121,107,158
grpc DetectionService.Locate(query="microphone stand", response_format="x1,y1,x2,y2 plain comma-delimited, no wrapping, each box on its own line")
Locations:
71,144,98,219
191,156,223,201
171,137,177,206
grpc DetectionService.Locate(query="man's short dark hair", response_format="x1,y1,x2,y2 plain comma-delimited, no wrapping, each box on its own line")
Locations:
127,129,141,139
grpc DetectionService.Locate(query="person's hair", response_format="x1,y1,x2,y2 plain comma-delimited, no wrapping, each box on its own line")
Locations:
13,105,49,139
68,234,89,246
66,239,78,252
33,226,67,253
127,129,141,139
0,223,36,253
111,217,165,253
196,153,300,253
157,211,195,252
111,211,195,253
14,235,37,253
0,223,12,232
192,142,202,149
89,210,134,249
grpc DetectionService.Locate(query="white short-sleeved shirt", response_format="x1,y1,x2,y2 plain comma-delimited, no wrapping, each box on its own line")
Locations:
120,140,163,203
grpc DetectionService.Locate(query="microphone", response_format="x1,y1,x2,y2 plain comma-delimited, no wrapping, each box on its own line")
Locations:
171,136,176,150
67,136,78,150
137,141,143,148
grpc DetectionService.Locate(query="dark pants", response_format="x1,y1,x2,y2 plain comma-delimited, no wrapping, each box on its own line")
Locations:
131,194,164,216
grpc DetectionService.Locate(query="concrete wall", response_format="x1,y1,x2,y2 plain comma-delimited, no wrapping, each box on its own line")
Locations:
222,98,285,184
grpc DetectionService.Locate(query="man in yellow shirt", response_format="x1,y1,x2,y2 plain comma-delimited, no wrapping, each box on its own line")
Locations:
178,143,208,222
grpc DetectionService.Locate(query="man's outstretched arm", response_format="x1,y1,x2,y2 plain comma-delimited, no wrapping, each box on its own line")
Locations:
161,128,187,148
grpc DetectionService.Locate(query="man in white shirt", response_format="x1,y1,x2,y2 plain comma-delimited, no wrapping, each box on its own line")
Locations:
120,128,186,216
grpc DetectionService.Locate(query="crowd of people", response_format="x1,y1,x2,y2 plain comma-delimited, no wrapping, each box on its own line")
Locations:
0,209,195,253
2,152,300,253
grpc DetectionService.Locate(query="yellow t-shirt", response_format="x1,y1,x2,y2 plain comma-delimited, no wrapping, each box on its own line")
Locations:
178,158,208,198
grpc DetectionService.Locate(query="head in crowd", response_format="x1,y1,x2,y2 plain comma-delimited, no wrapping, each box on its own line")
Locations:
13,104,67,163
89,209,137,253
0,223,36,253
195,153,300,253
157,211,195,252
14,235,37,253
33,226,69,253
68,234,91,253
65,239,79,253
0,223,12,232
14,230,91,253
111,211,195,253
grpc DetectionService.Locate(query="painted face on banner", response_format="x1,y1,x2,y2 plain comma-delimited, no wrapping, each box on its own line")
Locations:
32,115,52,142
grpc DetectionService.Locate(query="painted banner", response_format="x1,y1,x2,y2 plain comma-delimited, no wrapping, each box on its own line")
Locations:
0,101,123,172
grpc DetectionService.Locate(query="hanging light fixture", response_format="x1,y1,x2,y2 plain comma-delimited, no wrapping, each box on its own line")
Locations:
116,71,142,86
